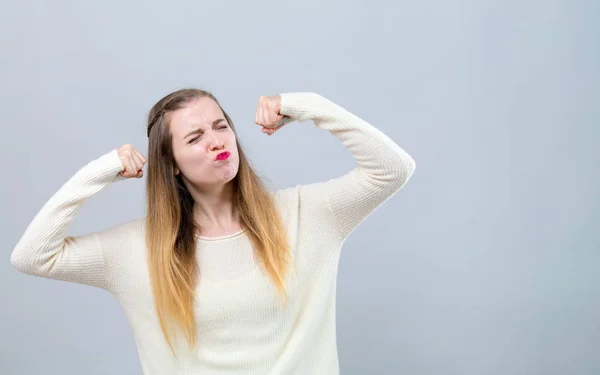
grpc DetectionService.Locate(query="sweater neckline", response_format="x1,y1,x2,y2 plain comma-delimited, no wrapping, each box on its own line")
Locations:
196,228,246,242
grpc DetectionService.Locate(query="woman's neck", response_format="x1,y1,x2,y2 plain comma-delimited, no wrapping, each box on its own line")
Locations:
189,182,242,237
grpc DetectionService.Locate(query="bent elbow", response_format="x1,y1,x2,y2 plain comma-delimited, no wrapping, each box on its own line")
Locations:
388,153,416,191
10,244,44,276
10,248,29,274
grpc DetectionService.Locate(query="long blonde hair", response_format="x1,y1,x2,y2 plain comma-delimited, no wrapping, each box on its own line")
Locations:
145,88,290,353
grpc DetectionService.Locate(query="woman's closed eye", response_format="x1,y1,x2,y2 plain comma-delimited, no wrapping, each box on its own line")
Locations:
188,127,228,144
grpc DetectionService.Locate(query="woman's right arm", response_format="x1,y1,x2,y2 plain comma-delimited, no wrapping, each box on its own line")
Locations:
9,145,145,291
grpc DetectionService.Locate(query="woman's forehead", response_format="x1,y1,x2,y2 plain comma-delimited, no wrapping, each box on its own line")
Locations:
169,97,225,132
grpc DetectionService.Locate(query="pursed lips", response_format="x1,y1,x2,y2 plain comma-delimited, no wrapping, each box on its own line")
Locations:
214,151,230,161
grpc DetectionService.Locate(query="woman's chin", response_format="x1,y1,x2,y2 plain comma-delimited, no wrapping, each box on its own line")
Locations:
218,163,238,182
199,169,238,188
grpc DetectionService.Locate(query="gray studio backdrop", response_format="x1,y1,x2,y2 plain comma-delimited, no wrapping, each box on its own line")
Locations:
1,1,598,374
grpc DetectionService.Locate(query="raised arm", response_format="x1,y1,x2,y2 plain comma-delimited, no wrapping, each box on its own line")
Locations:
278,92,416,241
9,145,145,290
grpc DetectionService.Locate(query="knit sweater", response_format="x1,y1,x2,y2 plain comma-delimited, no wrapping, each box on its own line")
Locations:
10,92,416,375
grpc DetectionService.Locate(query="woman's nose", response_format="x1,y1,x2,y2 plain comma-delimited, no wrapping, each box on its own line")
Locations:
206,133,224,150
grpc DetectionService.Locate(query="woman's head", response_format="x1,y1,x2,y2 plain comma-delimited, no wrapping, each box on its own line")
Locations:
147,89,240,193
144,88,291,354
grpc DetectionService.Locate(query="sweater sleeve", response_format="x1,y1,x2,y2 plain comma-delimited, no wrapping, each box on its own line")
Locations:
10,149,126,290
279,92,416,241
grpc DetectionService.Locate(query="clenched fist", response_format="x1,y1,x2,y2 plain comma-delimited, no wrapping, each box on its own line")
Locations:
254,95,291,135
117,144,146,178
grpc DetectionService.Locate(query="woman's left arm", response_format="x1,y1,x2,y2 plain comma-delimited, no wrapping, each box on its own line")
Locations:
278,92,416,241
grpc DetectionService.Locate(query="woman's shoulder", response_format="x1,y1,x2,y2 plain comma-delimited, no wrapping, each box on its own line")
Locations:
272,179,330,205
271,181,331,221
95,216,147,250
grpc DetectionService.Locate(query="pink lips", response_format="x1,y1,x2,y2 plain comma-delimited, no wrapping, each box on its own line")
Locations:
215,151,230,161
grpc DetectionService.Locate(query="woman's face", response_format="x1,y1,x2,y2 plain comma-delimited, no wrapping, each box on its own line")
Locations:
168,96,240,190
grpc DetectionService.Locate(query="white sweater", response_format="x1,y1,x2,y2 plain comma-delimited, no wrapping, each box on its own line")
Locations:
10,92,416,375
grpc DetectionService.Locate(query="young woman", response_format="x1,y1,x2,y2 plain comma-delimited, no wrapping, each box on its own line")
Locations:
11,89,416,374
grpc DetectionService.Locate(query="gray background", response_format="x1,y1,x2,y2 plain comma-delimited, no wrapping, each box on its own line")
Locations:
1,0,598,374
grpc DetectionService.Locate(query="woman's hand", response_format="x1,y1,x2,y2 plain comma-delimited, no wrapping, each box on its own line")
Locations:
117,144,146,178
254,95,290,135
